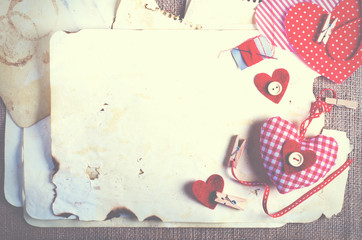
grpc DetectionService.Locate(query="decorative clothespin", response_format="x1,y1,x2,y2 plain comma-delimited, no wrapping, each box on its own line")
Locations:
317,13,338,44
229,136,246,168
325,97,358,109
192,174,247,210
214,191,246,210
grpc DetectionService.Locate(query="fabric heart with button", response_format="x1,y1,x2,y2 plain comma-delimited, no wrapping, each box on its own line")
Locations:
285,0,361,84
260,117,338,194
254,68,289,104
230,89,353,217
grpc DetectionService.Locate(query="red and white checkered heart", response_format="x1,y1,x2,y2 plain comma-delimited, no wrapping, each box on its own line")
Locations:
260,117,338,194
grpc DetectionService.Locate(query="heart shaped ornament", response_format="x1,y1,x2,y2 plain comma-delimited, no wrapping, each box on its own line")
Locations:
260,117,338,194
192,174,224,209
285,1,362,84
254,68,289,104
255,0,340,51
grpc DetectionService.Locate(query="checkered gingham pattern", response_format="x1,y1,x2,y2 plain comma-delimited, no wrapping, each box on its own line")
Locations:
260,117,338,194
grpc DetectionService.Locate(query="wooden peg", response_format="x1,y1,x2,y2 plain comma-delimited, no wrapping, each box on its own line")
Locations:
317,14,338,44
214,191,246,210
325,97,358,109
229,136,246,168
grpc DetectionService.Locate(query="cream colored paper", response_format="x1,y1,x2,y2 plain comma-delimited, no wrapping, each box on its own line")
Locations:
22,116,77,220
23,118,283,227
3,0,352,228
23,210,284,228
4,112,23,207
184,0,258,29
113,0,196,29
22,116,351,226
0,0,119,127
49,29,347,223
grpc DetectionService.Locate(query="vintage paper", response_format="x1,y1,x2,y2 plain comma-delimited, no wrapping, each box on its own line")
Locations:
22,115,283,227
113,0,196,29
3,112,23,207
22,116,76,220
22,116,352,226
49,29,345,222
0,0,119,127
2,0,353,228
184,0,258,29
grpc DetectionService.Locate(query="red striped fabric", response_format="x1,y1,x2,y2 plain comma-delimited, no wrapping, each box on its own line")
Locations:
255,0,341,51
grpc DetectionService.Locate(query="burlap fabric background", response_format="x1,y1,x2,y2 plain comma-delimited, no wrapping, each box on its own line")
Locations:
0,0,360,239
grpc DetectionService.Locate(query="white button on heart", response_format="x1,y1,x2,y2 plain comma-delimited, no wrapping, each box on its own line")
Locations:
267,82,282,96
288,152,304,167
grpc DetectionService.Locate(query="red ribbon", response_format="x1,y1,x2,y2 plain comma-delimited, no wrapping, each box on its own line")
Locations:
298,88,336,141
232,155,354,218
231,89,354,218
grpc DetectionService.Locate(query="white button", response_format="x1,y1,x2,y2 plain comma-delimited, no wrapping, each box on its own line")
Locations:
267,82,282,96
288,152,304,167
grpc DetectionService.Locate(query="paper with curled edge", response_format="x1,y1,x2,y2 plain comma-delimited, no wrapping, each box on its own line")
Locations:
48,29,353,223
113,0,199,29
5,0,353,227
184,0,258,29
22,115,352,225
4,112,23,207
23,116,77,220
0,0,120,127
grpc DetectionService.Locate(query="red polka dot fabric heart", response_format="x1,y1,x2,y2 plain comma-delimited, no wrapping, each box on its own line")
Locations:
260,117,338,194
285,0,361,84
192,174,224,209
255,0,341,51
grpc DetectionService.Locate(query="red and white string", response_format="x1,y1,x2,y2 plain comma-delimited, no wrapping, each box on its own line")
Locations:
231,89,353,218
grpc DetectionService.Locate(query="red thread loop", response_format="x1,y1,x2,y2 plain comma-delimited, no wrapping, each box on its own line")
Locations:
298,88,337,141
217,35,276,59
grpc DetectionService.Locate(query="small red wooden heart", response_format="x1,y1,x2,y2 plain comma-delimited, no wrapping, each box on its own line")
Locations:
282,139,317,175
192,174,224,209
254,68,289,104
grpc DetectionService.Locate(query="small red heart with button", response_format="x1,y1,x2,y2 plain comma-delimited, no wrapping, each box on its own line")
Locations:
192,174,224,209
282,139,317,175
254,68,289,104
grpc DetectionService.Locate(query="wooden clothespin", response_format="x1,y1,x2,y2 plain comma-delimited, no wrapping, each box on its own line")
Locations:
192,174,247,211
214,191,247,210
229,136,246,168
325,97,358,109
317,13,338,44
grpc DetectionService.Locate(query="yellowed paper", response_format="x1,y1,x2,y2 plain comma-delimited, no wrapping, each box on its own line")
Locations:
0,0,119,127
184,0,258,29
49,30,346,223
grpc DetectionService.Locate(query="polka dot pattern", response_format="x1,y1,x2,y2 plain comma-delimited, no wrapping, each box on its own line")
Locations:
255,0,341,52
285,1,361,84
328,18,361,60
